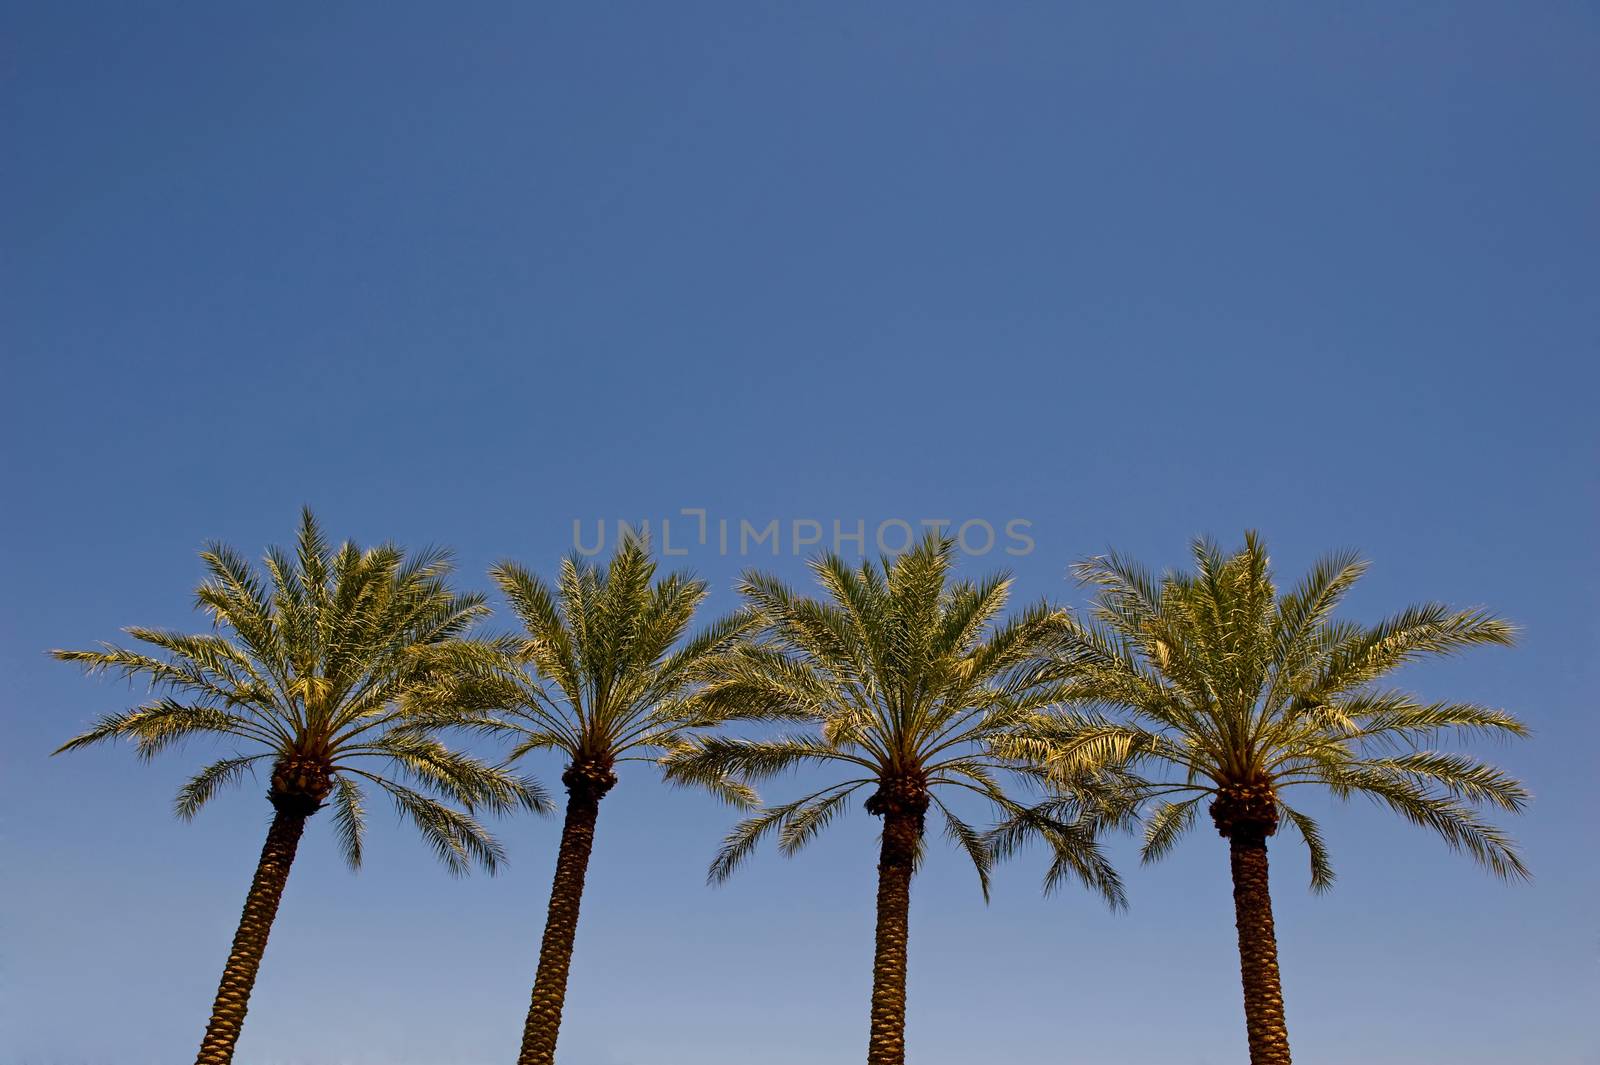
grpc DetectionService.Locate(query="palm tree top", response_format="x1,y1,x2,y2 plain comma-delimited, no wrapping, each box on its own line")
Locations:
415,536,759,804
54,507,546,873
1010,531,1530,888
665,534,1125,904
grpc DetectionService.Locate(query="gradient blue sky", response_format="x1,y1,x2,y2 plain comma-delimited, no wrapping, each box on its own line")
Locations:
3,4,1597,1063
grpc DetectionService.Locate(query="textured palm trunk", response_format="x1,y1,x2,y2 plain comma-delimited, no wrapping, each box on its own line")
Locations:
866,807,922,1065
193,809,307,1065
1229,830,1292,1065
517,763,613,1065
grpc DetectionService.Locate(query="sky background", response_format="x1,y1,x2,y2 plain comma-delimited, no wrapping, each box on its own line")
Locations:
3,3,1597,1064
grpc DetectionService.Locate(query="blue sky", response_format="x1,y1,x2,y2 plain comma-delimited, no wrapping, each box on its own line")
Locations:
3,3,1596,1063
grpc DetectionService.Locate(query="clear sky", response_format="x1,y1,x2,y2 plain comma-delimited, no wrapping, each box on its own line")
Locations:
3,4,1596,1064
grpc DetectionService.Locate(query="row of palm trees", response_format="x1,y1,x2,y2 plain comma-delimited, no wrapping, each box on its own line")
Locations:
53,510,1530,1065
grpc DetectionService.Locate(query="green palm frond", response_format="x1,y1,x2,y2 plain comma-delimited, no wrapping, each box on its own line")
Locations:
175,754,269,820
777,787,860,856
1331,692,1529,744
1315,604,1516,696
356,771,506,876
931,796,994,900
708,783,869,883
1276,800,1334,892
56,699,278,760
1348,752,1529,812
330,774,366,871
1323,764,1528,880
983,793,1127,907
1140,797,1202,865
664,734,874,785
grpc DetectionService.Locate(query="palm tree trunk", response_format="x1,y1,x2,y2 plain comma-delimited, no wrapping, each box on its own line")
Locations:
1229,831,1292,1065
194,809,306,1065
866,807,921,1065
517,773,608,1065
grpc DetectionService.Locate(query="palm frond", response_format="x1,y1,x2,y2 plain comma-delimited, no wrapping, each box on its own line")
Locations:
707,785,863,883
356,772,507,876
931,796,993,900
1140,797,1201,865
175,754,268,820
330,774,366,870
1276,800,1334,892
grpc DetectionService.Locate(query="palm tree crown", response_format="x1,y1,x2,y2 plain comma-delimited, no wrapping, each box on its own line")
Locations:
1016,532,1530,885
666,533,1125,899
437,536,761,795
55,508,545,870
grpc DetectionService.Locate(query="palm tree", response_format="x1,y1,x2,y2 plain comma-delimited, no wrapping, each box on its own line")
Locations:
424,539,758,1065
53,510,545,1065
1010,533,1530,1065
663,535,1126,1065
